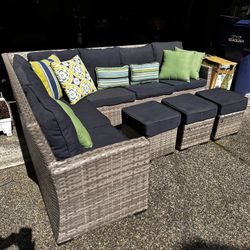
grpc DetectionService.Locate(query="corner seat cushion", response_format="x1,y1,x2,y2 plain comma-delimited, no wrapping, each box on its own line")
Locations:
88,124,128,150
86,88,136,107
61,98,110,129
152,41,183,64
126,83,174,100
162,93,218,124
119,44,154,65
27,49,79,61
196,88,248,115
160,78,207,91
79,47,121,84
122,101,181,137
13,55,84,160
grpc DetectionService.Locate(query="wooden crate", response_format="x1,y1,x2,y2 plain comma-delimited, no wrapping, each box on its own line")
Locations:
203,55,237,90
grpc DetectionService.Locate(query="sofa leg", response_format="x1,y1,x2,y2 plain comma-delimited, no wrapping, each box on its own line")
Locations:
133,209,147,216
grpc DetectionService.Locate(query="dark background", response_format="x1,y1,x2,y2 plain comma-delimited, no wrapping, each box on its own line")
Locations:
1,0,250,99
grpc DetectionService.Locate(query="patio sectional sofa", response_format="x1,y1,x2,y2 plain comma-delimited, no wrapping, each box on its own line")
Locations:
2,41,212,243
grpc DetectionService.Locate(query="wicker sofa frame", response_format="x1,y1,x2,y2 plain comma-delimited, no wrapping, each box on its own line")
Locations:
2,52,150,244
2,45,212,244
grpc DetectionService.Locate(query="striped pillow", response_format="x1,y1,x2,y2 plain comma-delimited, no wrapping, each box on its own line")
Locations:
130,62,160,85
95,66,129,89
30,54,63,99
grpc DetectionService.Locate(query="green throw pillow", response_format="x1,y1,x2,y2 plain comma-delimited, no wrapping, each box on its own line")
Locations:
175,47,205,80
159,50,193,82
56,100,93,148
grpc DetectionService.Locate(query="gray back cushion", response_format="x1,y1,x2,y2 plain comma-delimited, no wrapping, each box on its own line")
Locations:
119,44,154,65
152,41,183,64
79,47,121,84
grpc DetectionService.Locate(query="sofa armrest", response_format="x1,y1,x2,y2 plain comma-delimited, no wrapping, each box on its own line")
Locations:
199,64,212,89
47,137,150,243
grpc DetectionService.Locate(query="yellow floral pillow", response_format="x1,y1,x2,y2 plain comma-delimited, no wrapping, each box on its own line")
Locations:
51,55,97,104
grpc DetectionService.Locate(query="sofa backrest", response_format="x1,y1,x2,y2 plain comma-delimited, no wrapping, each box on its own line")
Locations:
27,49,79,61
152,41,183,64
22,41,182,86
13,55,85,160
78,42,181,85
118,44,154,65
78,47,121,84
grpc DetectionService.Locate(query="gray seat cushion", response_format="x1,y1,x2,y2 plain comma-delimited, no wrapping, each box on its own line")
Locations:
79,47,121,84
122,101,181,137
88,124,128,150
126,83,174,100
196,88,248,115
86,88,136,107
152,41,183,64
27,49,79,61
160,78,207,91
162,94,218,124
119,44,154,65
61,98,110,129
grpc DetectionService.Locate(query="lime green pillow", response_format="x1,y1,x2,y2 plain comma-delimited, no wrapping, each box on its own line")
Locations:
56,100,93,148
175,47,205,80
159,50,193,82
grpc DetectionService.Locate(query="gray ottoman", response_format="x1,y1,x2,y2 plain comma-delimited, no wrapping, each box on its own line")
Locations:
196,88,248,139
122,101,181,159
162,94,218,150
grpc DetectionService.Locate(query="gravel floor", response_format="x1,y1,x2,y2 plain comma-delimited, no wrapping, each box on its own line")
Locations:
0,109,249,250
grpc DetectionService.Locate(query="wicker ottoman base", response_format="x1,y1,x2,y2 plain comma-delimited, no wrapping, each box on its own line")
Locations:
212,111,245,140
177,118,215,150
122,124,177,160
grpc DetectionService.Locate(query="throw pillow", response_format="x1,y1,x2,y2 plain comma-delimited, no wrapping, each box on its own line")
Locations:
51,55,97,105
159,50,193,82
95,65,129,89
130,62,160,85
56,100,93,148
175,47,205,80
30,54,63,99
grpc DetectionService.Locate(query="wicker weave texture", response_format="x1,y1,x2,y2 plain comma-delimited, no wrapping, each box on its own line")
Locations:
122,124,177,160
177,118,215,150
53,138,150,243
212,111,245,140
147,129,177,159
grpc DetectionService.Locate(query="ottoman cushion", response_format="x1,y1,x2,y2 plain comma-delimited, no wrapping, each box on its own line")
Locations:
122,101,181,137
162,94,217,124
196,88,248,115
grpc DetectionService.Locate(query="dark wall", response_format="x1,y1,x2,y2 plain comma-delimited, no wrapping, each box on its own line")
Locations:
1,0,237,100
0,0,234,52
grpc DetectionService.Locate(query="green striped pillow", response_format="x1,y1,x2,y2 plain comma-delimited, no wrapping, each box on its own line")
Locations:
130,62,160,85
95,66,129,89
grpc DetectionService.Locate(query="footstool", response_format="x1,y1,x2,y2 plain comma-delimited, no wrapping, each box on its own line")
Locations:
122,101,181,159
162,94,218,150
196,88,248,140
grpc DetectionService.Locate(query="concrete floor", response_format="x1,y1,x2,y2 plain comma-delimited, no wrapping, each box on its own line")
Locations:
0,109,249,250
